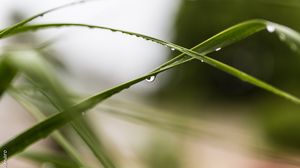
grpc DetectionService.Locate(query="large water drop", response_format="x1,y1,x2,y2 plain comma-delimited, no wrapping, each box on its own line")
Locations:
146,76,156,82
215,47,222,51
267,25,276,33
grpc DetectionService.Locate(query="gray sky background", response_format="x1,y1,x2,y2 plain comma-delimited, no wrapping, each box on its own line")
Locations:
0,0,180,94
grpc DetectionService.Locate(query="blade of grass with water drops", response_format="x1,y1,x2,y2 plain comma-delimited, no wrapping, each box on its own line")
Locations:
0,0,96,38
6,19,300,102
1,19,300,161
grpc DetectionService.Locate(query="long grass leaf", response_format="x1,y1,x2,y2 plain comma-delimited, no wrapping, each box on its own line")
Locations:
71,119,117,168
9,89,88,167
19,151,80,168
0,56,17,98
25,70,117,168
0,0,96,38
6,51,117,168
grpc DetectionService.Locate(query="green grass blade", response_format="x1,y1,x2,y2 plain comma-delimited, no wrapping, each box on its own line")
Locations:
2,50,116,167
96,105,212,138
1,19,300,161
0,0,96,38
4,50,73,108
0,56,17,98
0,67,165,162
9,89,88,167
19,151,80,168
26,72,117,168
71,119,117,168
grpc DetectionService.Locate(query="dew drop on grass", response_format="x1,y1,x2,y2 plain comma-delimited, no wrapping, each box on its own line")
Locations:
267,25,276,33
146,76,156,82
171,48,175,51
215,47,221,51
278,33,286,41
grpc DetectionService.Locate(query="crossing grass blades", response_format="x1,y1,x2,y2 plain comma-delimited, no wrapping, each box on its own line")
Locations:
1,1,300,167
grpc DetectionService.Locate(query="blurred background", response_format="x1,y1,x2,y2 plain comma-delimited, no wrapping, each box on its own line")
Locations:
1,0,300,167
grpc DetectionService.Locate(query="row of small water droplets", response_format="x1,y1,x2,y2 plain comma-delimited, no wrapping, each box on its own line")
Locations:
146,45,223,82
267,23,299,52
95,26,225,83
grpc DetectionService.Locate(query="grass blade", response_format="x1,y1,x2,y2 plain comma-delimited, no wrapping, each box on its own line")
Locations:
0,0,96,38
19,151,80,168
71,119,117,168
1,50,116,167
0,56,17,98
27,73,117,168
9,89,88,167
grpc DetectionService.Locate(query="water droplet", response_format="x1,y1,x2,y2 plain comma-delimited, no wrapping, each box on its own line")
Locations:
146,76,156,82
200,59,204,62
171,48,175,51
278,33,286,41
215,47,221,51
267,25,276,33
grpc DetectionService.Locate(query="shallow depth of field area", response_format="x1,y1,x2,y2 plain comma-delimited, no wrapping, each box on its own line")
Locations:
1,0,300,168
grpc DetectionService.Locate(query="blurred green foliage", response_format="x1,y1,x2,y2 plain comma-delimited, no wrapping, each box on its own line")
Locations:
157,0,300,155
161,0,300,101
143,137,182,168
261,101,300,152
0,55,17,97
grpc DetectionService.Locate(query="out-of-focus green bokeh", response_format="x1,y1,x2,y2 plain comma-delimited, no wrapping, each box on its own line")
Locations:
160,0,300,101
157,0,300,153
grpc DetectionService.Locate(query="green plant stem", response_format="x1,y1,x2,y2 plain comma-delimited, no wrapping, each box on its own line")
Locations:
9,90,88,167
